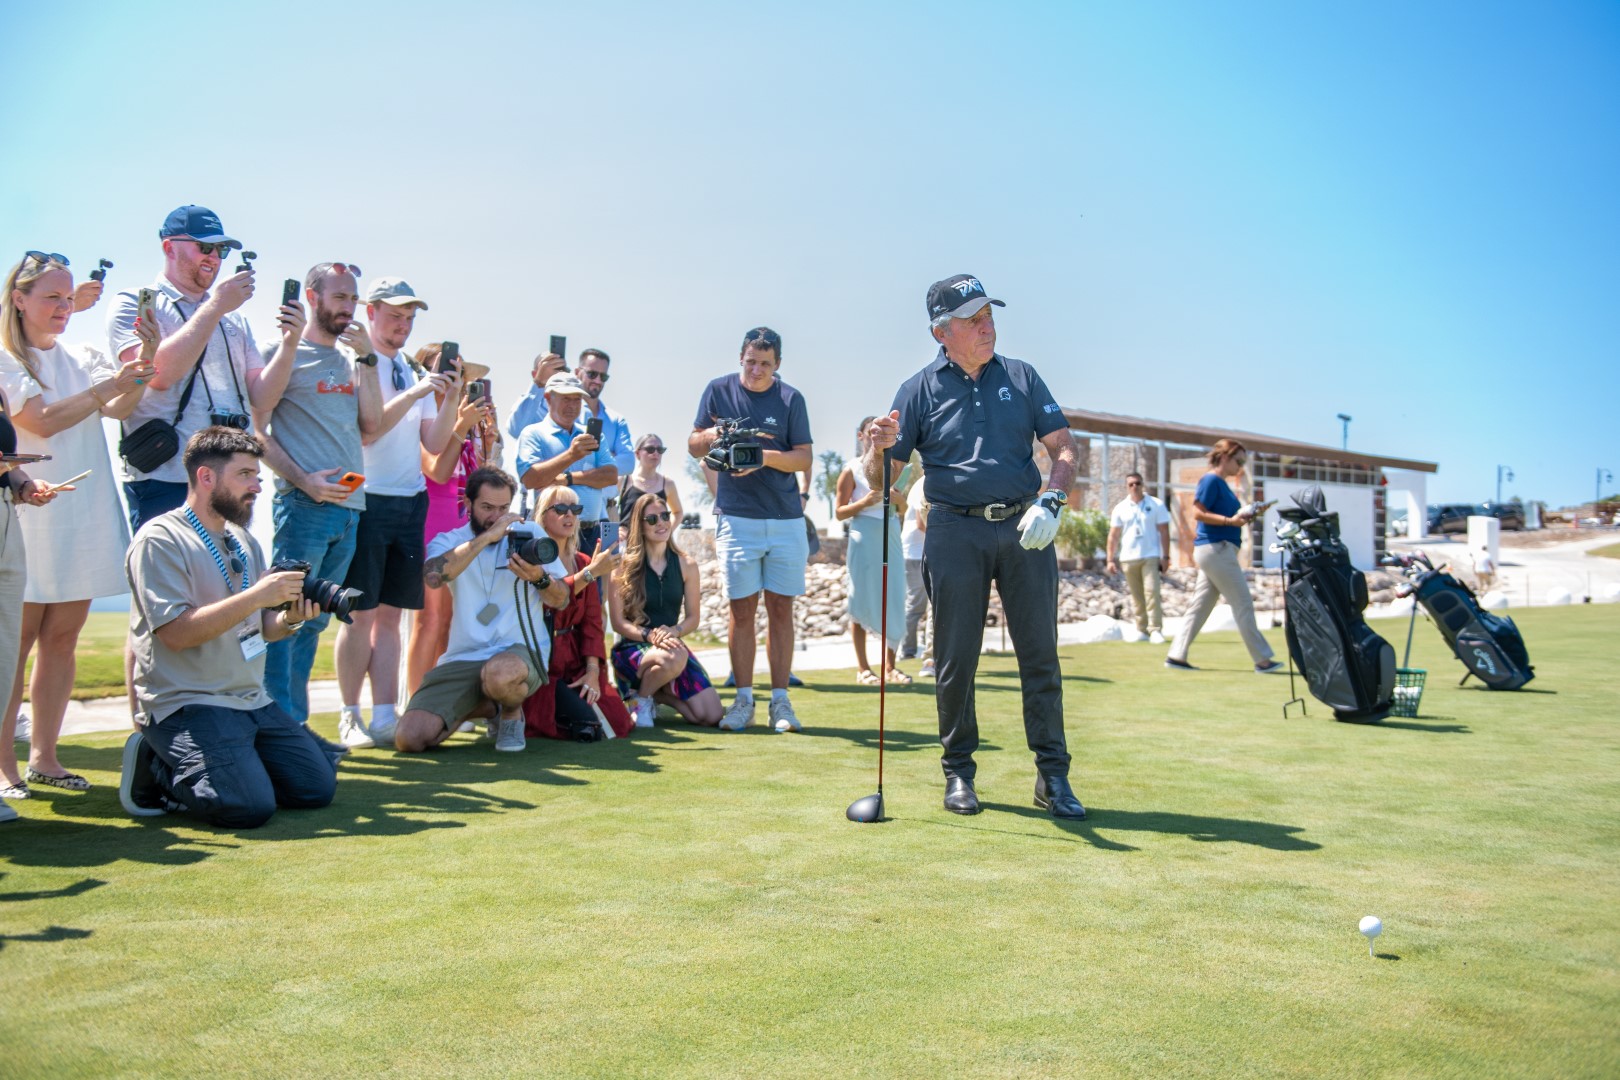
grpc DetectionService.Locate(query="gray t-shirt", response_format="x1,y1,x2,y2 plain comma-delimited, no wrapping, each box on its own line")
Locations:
255,340,367,510
106,279,258,484
126,508,274,723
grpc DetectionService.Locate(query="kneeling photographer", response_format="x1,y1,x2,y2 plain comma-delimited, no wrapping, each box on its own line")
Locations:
119,428,337,828
395,467,568,754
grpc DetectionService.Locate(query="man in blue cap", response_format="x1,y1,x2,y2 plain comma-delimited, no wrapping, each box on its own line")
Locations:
106,205,259,530
864,275,1086,819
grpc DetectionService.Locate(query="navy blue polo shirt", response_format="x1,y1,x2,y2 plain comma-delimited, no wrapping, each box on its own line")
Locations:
692,373,813,520
884,349,1067,509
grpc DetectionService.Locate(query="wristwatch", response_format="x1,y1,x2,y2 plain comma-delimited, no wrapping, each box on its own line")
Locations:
579,568,594,585
355,352,378,367
1038,488,1068,515
535,572,552,589
563,470,574,487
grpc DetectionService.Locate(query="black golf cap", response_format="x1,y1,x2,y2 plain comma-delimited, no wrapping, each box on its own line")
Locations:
926,274,1005,321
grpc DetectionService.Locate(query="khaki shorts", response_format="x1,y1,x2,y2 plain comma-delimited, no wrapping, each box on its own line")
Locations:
406,646,544,731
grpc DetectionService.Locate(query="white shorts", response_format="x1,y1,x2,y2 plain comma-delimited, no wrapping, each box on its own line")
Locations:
714,514,809,600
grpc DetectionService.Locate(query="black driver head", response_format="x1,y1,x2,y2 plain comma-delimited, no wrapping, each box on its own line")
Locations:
846,792,885,823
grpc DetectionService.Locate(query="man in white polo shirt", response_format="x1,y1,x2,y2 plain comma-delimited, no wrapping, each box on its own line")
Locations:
332,278,462,749
1106,472,1173,643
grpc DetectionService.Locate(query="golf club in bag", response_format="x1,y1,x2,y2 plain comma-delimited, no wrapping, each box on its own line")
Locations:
1380,550,1534,690
847,469,892,823
1273,486,1395,722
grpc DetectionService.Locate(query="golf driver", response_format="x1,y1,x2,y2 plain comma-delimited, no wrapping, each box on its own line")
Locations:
846,463,892,823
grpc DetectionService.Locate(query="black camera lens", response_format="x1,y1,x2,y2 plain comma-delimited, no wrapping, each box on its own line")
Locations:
513,535,559,566
210,412,251,431
268,558,363,624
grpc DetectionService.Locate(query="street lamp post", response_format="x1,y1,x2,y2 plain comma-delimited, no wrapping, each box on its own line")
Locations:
1336,413,1352,451
1496,465,1514,506
1599,468,1614,519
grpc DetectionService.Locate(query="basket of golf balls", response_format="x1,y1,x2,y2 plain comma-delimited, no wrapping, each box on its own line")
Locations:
1392,668,1426,718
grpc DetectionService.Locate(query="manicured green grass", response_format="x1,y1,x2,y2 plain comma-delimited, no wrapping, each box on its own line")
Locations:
23,612,335,702
1587,542,1620,560
4,607,1618,1077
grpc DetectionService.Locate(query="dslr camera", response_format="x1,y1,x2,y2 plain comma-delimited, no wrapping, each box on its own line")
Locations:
703,418,765,473
505,523,560,567
269,558,363,624
210,411,251,431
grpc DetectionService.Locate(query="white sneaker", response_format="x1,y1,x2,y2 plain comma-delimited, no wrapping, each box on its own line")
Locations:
718,697,755,731
769,697,801,733
337,712,375,750
494,717,527,752
1149,631,1166,645
634,699,656,729
368,717,397,749
13,711,29,742
1128,630,1149,642
920,660,935,678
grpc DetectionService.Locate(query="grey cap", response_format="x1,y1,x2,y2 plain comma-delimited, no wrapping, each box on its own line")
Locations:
364,277,429,309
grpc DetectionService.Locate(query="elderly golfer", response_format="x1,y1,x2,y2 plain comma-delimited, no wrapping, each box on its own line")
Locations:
864,274,1085,819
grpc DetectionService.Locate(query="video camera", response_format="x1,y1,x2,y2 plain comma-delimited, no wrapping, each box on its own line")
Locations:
703,418,765,473
269,558,363,624
505,523,560,567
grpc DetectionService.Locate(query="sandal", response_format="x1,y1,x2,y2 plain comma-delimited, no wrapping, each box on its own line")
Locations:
0,781,29,800
856,670,880,685
25,767,90,792
884,669,912,685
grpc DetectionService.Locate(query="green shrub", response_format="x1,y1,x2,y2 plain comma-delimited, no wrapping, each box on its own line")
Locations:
1055,507,1109,562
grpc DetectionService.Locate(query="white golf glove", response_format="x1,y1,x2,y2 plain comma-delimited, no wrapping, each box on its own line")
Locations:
1017,492,1063,550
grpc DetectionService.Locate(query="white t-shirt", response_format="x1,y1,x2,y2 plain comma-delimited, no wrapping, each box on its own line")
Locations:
901,503,925,560
1110,495,1171,561
106,279,257,484
360,350,434,496
427,522,565,666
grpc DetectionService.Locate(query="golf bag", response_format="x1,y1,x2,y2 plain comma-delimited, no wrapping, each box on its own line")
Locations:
1276,487,1395,722
1412,572,1534,690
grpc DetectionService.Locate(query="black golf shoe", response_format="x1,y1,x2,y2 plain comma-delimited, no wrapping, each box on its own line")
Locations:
119,733,168,818
944,776,980,815
1035,773,1087,819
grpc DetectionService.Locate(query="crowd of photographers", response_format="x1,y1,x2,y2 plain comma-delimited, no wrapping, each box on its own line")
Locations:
0,204,827,828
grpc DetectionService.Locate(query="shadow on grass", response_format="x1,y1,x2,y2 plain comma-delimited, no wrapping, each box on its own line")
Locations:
975,669,1114,686
928,803,1322,853
0,925,94,951
3,730,685,872
0,876,107,902
806,726,1001,754
1377,719,1471,734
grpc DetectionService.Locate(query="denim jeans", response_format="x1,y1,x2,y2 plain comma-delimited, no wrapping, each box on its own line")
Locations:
123,478,188,533
264,490,360,724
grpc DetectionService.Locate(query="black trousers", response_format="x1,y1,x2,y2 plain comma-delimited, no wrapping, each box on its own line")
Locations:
923,509,1070,781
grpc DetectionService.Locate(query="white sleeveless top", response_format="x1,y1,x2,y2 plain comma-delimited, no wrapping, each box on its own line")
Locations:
848,469,884,521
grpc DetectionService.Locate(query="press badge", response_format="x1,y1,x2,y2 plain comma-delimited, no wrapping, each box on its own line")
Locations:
238,620,267,661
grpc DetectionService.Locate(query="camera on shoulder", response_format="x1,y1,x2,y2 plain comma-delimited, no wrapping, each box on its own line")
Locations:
704,417,765,473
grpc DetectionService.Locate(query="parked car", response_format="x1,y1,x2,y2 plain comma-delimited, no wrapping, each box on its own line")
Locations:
1426,503,1475,535
1476,502,1526,530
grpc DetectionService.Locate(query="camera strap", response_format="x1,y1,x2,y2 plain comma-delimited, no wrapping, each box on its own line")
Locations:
183,506,251,593
171,297,250,418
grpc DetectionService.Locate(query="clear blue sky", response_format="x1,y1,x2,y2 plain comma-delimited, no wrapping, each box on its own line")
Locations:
6,1,1616,513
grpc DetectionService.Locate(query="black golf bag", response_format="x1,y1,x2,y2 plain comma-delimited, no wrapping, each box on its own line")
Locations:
1277,487,1395,722
1412,572,1534,690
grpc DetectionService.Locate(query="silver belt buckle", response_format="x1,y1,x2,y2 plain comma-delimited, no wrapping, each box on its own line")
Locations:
983,502,1009,521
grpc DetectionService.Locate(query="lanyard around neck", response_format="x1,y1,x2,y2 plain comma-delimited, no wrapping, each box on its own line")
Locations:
183,506,250,593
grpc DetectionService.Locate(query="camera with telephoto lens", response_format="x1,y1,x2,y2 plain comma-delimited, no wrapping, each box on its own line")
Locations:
210,412,250,431
268,558,363,624
703,417,765,473
505,523,560,567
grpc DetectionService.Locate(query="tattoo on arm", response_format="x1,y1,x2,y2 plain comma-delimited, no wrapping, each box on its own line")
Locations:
424,554,449,589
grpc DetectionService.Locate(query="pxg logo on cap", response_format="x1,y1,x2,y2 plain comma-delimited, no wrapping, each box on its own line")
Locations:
926,274,1006,321
159,205,241,249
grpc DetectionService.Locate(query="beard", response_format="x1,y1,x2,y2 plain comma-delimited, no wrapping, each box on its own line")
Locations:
210,489,255,528
314,305,352,337
472,509,502,536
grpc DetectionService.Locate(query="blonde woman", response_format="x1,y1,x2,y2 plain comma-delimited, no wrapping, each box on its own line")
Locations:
1165,438,1283,673
617,433,682,527
608,493,722,728
835,417,909,684
0,253,152,799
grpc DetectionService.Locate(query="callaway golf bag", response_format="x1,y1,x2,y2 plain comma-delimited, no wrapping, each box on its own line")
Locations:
1382,551,1534,690
1275,486,1395,722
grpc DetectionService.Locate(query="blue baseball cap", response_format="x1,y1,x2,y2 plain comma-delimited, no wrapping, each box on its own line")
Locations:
158,205,241,249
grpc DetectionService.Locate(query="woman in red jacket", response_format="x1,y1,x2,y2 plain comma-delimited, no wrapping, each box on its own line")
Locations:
522,485,629,740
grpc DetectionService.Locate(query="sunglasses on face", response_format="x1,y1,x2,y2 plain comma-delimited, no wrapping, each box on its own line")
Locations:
23,250,69,268
640,445,666,455
643,511,673,525
579,370,610,383
547,503,583,517
177,240,237,257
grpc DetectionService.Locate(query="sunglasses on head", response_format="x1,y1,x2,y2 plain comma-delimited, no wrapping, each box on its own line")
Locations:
547,503,583,517
326,261,362,278
23,250,69,268
643,511,673,525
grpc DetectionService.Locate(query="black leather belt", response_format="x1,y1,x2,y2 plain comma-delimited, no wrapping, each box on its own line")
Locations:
933,497,1035,522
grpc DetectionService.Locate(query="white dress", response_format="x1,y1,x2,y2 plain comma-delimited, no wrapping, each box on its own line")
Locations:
0,342,131,602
